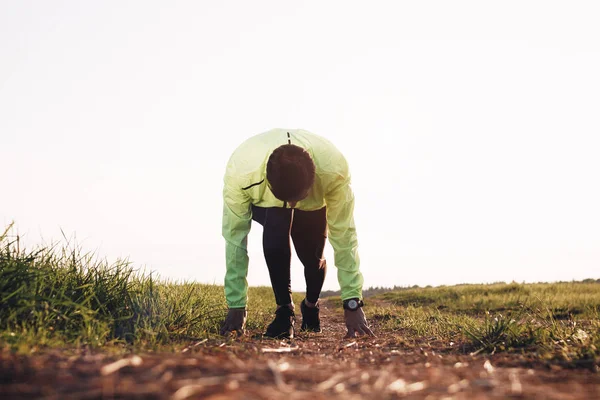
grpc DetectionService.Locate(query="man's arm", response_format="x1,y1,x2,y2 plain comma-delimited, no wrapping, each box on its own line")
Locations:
323,164,374,337
222,176,253,309
323,168,364,301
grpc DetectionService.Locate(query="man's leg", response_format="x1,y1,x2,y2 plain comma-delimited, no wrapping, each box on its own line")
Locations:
251,205,293,307
290,207,327,304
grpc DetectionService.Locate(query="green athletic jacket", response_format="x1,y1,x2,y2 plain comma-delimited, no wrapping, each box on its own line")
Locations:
222,128,364,308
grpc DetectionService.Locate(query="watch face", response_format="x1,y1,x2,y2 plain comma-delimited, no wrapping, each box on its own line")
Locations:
348,299,358,309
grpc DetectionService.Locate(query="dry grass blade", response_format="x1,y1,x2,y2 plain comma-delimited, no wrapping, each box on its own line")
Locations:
261,346,299,353
373,370,391,391
387,378,406,393
339,341,357,350
174,374,248,387
509,369,522,394
100,355,143,376
227,353,246,369
267,359,293,393
171,383,212,400
181,338,208,353
406,381,427,393
385,378,427,394
316,372,346,391
448,379,470,394
150,359,177,374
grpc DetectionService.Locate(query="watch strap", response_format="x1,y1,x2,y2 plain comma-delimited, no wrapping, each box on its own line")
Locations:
343,298,364,311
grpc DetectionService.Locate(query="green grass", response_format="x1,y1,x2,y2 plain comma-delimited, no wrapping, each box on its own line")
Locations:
376,282,600,366
379,282,600,319
1,223,598,369
0,224,287,352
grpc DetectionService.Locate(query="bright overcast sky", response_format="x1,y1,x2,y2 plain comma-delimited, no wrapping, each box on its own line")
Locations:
1,1,599,293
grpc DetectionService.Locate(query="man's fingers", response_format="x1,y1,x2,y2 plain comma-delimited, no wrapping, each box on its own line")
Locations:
344,324,375,338
362,324,375,337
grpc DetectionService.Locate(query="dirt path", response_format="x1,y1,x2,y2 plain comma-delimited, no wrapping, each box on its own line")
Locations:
1,298,599,399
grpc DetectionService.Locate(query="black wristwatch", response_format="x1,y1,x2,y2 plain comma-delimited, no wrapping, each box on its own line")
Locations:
343,298,364,311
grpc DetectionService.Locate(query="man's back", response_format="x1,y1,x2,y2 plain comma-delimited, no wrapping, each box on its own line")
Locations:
224,128,349,211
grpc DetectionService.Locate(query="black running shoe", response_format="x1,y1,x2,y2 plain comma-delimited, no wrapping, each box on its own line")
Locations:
264,306,295,338
300,299,321,332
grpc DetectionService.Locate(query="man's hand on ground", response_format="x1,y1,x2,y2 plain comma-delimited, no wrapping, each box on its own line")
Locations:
344,308,375,338
220,308,247,336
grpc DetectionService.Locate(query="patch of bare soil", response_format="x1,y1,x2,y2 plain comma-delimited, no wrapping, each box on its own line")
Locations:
1,299,599,399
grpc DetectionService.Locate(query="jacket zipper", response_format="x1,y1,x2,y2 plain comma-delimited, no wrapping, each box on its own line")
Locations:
284,132,291,207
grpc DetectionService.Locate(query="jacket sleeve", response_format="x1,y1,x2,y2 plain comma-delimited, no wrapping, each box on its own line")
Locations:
323,169,364,301
222,174,253,309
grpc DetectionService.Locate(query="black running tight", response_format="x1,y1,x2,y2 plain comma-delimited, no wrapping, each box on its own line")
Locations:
251,205,327,306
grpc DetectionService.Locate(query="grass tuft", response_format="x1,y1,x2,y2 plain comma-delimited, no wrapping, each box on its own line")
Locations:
377,282,600,367
0,224,280,351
